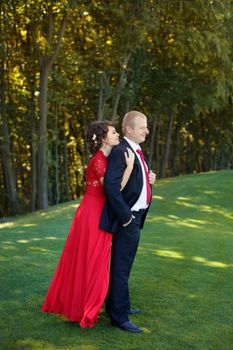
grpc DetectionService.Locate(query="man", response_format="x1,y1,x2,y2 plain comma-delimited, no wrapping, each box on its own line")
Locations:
100,111,156,333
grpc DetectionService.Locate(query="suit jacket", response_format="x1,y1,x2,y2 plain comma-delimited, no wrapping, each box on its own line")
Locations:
99,138,150,234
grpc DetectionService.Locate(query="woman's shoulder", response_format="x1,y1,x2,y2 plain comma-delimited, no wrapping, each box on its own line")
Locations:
94,149,106,159
90,149,107,165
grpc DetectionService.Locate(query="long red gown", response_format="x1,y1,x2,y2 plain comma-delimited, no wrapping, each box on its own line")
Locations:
41,150,112,328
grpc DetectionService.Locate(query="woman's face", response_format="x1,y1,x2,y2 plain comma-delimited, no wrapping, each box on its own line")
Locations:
104,126,120,146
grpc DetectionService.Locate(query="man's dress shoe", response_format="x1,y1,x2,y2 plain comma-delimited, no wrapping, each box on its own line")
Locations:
128,308,141,315
112,320,142,333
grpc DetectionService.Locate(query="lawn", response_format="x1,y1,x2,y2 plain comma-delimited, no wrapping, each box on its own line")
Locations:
0,170,233,350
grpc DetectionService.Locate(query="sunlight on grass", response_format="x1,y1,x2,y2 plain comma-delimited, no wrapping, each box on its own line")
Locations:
176,201,233,220
140,246,233,269
38,202,80,219
13,236,62,244
12,255,25,260
141,327,152,333
149,215,210,228
153,195,164,200
167,215,207,228
203,191,219,195
167,219,203,229
2,245,16,250
154,249,185,259
17,239,29,243
168,215,208,225
29,247,53,253
176,196,193,201
0,222,14,229
192,256,232,269
22,224,38,227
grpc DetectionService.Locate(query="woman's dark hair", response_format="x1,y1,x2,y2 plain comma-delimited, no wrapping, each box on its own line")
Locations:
86,120,115,154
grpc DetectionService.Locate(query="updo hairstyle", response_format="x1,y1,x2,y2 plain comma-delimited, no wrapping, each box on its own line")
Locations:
86,120,115,154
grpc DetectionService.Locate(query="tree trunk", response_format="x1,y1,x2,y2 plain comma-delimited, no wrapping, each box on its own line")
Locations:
160,110,174,178
37,61,49,209
36,9,67,209
24,19,37,212
63,136,70,201
0,61,17,215
125,99,130,115
97,73,105,120
170,119,180,176
54,109,60,204
111,52,131,121
155,124,160,176
31,123,37,211
148,114,157,169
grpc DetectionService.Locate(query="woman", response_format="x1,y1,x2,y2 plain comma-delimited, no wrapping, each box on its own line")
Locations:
41,120,135,328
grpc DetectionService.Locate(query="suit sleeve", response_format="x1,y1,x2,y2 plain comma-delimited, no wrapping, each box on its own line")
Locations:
103,147,132,225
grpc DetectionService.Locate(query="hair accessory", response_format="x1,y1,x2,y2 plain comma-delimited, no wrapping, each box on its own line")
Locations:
92,133,96,141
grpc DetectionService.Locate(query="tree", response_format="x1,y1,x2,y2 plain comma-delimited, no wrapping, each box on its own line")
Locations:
0,1,17,215
35,4,68,209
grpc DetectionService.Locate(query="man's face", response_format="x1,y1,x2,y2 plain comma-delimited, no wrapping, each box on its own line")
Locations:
126,116,149,144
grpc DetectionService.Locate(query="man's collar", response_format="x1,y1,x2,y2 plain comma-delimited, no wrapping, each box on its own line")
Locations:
123,136,141,151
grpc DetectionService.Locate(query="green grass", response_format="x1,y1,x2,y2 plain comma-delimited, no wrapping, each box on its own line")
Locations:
0,170,233,350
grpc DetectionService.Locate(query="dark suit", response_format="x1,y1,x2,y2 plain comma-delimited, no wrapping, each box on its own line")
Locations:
100,138,150,325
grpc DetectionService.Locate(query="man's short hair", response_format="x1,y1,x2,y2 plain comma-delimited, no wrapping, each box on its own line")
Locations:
122,111,146,132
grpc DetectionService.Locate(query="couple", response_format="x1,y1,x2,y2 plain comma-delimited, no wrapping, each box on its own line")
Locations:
41,111,156,333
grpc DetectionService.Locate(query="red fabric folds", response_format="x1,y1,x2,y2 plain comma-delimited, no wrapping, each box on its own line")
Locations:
136,149,151,204
41,150,112,328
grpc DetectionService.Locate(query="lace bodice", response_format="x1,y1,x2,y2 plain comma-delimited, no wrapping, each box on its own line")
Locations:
85,150,107,197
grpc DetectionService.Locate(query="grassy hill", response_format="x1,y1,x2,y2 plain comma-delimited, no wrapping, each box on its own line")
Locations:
0,170,233,350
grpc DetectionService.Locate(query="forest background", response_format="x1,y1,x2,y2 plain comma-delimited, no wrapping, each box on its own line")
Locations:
0,0,233,217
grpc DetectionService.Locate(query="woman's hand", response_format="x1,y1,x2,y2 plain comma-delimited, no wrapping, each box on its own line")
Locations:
120,148,135,191
124,148,135,169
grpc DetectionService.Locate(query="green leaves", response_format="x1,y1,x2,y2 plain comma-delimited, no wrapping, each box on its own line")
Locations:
1,0,233,216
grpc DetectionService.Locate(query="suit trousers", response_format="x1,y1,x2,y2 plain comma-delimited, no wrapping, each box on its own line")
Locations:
107,209,144,325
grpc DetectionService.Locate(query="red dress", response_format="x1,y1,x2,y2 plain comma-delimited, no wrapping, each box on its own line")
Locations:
41,150,112,328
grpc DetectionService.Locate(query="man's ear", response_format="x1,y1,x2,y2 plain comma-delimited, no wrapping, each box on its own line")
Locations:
125,125,132,135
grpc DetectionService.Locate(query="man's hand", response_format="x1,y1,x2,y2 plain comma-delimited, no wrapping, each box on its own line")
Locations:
123,215,135,227
149,170,156,185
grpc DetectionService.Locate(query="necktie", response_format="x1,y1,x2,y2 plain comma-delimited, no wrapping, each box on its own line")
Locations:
136,149,151,204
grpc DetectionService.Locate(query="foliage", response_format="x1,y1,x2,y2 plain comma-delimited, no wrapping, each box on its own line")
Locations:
0,0,233,216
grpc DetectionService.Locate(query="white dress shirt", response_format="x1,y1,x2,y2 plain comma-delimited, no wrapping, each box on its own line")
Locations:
124,137,149,211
